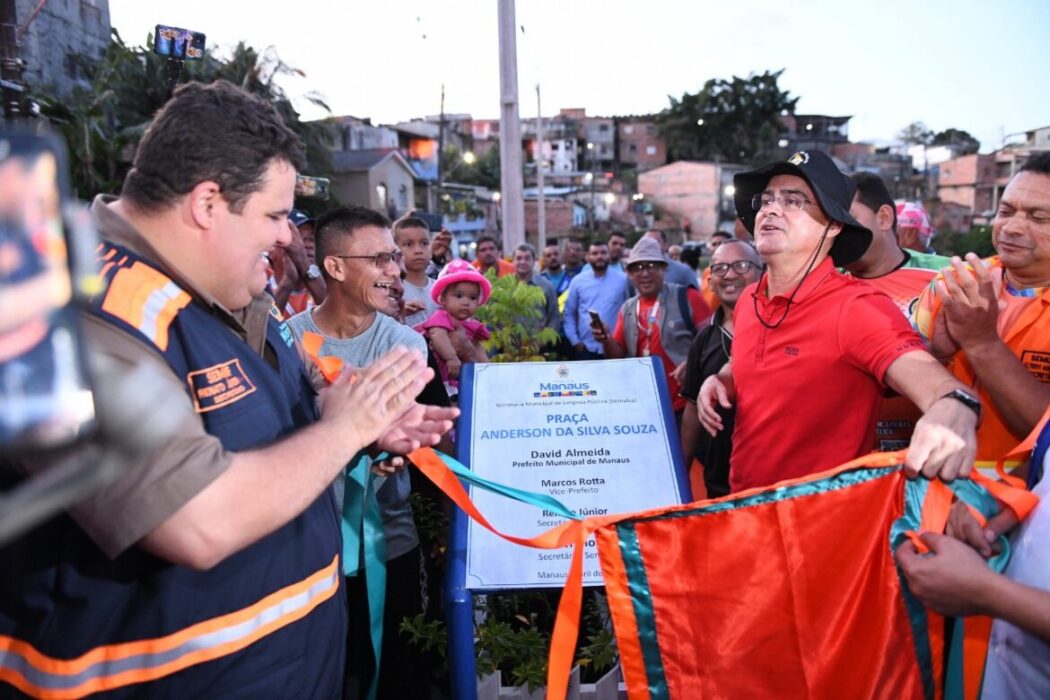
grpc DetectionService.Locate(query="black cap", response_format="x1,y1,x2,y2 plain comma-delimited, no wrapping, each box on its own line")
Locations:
733,150,872,266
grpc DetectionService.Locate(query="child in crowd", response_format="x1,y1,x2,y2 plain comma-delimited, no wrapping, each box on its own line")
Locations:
393,216,439,326
414,259,490,394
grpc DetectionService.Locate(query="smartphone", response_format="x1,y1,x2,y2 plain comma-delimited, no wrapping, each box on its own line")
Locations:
588,309,602,328
0,132,98,453
154,25,206,60
295,175,331,201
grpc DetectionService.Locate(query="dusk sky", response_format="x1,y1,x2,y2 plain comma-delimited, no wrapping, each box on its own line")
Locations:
109,0,1049,153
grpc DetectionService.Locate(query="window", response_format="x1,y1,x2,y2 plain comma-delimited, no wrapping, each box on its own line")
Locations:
629,144,638,154
646,146,656,155
599,124,610,132
645,126,655,135
624,125,634,135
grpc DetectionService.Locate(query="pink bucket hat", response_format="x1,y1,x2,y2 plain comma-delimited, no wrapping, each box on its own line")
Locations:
431,259,492,305
896,202,932,236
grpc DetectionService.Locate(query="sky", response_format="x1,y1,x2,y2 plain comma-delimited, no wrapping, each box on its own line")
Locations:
108,0,1050,154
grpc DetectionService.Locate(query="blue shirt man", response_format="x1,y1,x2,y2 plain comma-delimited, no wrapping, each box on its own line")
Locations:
563,241,629,358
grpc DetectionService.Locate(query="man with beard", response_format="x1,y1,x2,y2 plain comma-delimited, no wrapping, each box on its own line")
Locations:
608,231,627,271
471,235,514,277
563,239,629,360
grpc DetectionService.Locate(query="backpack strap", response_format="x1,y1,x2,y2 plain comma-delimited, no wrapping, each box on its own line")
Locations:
676,284,696,336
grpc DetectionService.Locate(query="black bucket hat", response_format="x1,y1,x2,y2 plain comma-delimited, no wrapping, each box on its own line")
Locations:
733,150,872,266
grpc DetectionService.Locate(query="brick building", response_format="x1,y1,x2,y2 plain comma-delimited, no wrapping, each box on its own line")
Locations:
638,161,745,238
617,116,667,172
937,153,998,227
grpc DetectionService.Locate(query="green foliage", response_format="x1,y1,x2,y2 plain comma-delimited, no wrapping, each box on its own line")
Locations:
937,226,995,258
475,273,560,362
444,144,501,190
931,128,981,156
473,592,618,691
898,121,934,147
409,491,449,559
399,613,448,669
399,553,618,693
33,29,333,199
657,69,798,165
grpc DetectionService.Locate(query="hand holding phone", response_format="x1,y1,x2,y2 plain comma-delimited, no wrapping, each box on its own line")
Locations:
154,25,206,60
588,309,602,328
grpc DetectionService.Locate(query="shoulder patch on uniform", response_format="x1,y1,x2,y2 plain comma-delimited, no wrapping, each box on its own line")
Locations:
101,262,191,351
1021,350,1050,383
187,358,258,413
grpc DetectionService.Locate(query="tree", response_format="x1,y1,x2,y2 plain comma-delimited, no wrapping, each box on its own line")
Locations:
33,29,334,199
898,121,934,148
443,144,501,190
657,69,798,165
474,274,559,362
931,128,980,155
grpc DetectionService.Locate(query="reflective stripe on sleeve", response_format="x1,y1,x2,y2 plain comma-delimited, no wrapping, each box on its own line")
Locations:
0,554,340,699
100,263,191,352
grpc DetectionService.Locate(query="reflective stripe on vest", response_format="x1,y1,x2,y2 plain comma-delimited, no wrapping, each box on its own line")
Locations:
100,262,191,352
0,555,340,699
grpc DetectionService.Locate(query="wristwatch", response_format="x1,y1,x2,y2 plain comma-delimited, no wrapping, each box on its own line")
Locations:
304,263,322,281
940,389,981,419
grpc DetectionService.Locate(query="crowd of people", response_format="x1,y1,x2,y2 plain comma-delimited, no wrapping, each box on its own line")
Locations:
1,77,1048,698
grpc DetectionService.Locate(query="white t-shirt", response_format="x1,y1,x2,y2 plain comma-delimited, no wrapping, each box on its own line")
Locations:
403,277,438,327
981,449,1050,698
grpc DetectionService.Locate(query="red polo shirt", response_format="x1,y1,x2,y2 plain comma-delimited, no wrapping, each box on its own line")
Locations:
729,257,926,492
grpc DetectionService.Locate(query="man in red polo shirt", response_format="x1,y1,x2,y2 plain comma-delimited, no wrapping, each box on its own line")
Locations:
697,150,979,492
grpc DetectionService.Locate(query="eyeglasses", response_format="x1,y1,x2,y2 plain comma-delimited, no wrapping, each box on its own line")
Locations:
709,260,761,277
751,192,813,212
329,250,404,267
626,261,666,274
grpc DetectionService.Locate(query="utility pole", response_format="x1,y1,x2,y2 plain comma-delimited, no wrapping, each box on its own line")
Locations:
497,0,525,251
588,142,596,233
437,83,445,189
535,83,545,253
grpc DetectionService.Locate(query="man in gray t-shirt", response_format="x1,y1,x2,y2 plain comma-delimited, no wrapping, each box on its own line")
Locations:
286,205,435,698
287,307,425,561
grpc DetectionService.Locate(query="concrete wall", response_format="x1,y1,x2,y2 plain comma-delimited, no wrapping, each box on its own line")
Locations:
638,161,721,236
618,120,667,171
330,173,371,211
17,0,111,99
938,154,996,215
524,199,574,237
368,158,416,219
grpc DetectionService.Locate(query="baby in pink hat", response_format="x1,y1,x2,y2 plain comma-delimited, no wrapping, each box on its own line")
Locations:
413,259,492,391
